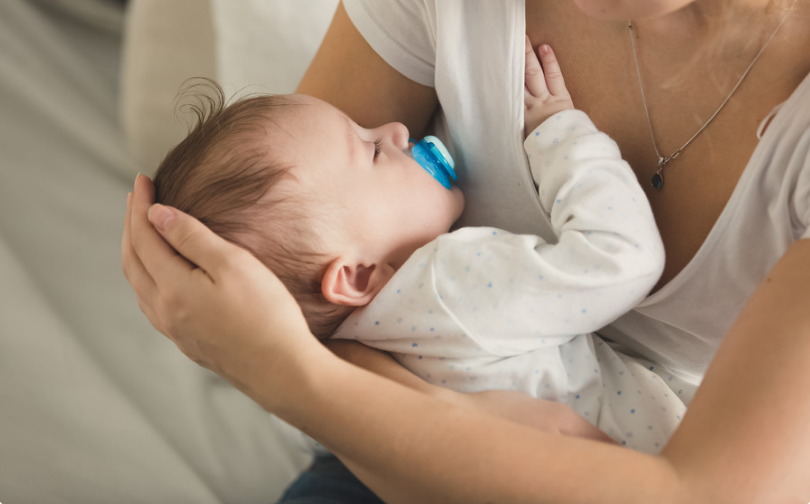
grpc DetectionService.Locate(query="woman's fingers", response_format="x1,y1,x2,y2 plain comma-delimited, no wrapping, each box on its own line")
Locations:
524,35,548,101
122,188,159,304
147,203,247,285
130,175,198,285
537,44,568,97
559,410,618,445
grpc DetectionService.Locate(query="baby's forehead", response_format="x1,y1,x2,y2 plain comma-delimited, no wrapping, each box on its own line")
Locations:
263,103,353,163
283,94,347,126
255,94,354,179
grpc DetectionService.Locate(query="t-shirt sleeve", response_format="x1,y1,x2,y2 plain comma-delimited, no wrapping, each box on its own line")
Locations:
794,128,810,240
342,0,436,87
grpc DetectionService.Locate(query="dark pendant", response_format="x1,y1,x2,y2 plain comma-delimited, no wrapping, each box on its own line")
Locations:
651,172,664,190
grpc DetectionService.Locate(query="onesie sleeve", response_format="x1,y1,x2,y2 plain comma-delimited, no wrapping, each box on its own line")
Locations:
342,0,436,87
434,110,664,355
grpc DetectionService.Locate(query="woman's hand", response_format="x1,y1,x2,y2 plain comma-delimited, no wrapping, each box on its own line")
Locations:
121,175,323,403
458,389,617,444
325,340,615,444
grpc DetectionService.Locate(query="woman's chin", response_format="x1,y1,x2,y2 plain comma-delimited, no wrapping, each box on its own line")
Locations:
572,0,695,21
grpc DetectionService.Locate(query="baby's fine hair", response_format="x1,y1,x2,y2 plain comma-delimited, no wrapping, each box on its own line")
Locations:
153,79,354,339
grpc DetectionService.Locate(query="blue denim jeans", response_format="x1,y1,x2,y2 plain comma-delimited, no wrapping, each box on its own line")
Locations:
277,454,386,504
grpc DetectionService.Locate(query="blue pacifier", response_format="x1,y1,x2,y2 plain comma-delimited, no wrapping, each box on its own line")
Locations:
408,136,458,190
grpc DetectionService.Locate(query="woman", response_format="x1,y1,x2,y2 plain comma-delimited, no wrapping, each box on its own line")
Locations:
122,0,810,502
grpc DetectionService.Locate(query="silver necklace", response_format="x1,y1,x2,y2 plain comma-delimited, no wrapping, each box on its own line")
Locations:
627,1,795,190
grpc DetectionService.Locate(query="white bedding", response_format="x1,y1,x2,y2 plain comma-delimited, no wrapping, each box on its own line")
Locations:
0,0,336,501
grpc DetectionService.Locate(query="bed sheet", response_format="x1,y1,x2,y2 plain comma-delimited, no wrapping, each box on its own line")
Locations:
0,1,311,502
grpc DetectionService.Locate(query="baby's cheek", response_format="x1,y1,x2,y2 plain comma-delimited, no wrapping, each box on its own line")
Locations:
451,187,465,219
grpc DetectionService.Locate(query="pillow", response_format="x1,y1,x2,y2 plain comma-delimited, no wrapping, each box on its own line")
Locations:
120,0,338,173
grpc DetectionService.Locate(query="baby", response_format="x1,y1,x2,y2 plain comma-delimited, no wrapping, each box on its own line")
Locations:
154,41,691,452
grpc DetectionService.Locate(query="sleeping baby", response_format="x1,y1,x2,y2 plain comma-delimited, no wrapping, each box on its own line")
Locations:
153,42,690,453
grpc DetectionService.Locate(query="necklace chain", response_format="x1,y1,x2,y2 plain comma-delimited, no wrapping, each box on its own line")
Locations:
627,1,796,190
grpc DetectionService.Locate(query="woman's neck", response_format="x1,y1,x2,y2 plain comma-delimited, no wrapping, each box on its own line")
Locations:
633,0,787,39
629,0,799,90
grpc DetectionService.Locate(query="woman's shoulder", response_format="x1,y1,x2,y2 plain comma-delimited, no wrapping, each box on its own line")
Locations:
761,68,810,174
776,70,810,233
342,0,522,84
341,0,437,87
774,68,810,131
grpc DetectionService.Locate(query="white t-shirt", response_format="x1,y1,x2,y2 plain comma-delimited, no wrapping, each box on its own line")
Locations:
343,0,810,389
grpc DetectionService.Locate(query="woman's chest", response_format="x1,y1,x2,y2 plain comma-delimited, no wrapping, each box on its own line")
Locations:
525,0,809,290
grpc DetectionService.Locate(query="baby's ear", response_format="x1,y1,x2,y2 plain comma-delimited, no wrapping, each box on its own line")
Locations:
321,258,395,307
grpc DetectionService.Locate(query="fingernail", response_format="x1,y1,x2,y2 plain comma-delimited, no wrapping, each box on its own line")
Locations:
148,204,175,232
541,44,550,54
127,192,132,206
134,172,142,189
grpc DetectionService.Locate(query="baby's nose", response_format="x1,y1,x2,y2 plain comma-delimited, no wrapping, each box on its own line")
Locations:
386,122,410,150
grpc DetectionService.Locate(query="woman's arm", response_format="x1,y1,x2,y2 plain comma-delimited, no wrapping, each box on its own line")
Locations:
661,237,810,502
325,240,810,504
124,178,678,503
296,1,438,135
126,179,810,503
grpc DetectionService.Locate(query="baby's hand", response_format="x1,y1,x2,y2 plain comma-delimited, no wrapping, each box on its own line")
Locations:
524,36,574,136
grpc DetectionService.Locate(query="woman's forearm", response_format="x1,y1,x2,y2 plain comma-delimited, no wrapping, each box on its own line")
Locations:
325,339,445,397
660,238,810,502
269,348,682,504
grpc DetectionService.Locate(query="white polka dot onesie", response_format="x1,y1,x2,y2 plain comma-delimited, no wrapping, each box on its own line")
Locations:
334,110,691,453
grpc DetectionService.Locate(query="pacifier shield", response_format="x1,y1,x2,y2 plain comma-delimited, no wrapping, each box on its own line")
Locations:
410,136,458,189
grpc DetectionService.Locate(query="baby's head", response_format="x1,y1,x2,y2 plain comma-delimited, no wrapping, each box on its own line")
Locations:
154,81,464,338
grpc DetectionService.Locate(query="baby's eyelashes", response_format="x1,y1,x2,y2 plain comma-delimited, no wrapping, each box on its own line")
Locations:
373,137,383,159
